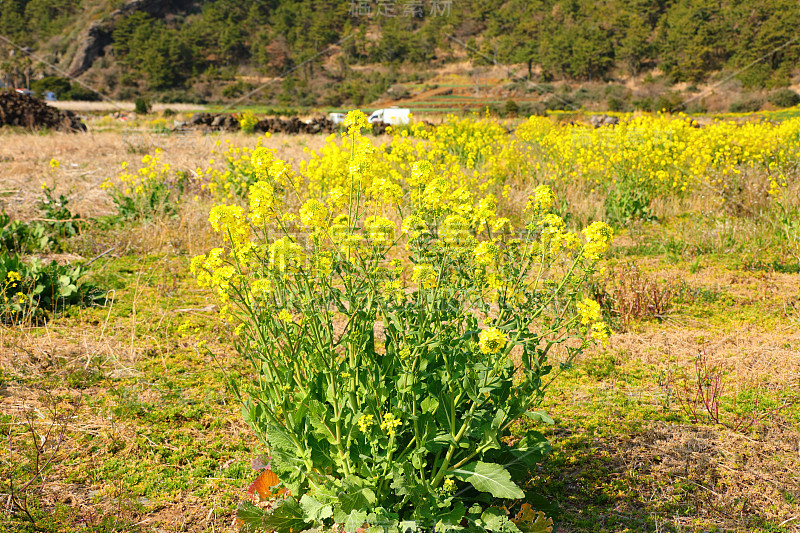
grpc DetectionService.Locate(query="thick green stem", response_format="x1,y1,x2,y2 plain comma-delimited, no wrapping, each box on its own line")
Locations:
430,400,478,487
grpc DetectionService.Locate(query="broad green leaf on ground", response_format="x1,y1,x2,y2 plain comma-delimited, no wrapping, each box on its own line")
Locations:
339,475,377,513
451,462,525,499
236,501,268,532
434,502,467,528
479,507,522,533
343,509,368,533
235,499,311,533
263,499,311,533
524,411,554,425
300,493,334,522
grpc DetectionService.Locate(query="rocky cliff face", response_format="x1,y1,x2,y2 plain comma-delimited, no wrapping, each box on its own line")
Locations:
67,0,195,77
68,22,111,77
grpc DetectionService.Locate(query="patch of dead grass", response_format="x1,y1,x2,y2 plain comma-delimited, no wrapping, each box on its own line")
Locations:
609,326,800,390
0,131,330,221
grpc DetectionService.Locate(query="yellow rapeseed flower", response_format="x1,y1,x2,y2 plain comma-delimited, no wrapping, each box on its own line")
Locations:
591,322,612,346
582,221,614,259
408,161,433,187
577,298,601,325
439,215,470,246
249,181,275,226
209,204,250,245
401,214,427,240
251,147,275,177
412,264,436,289
299,199,328,229
251,278,273,298
473,240,498,267
478,327,506,355
269,237,304,271
343,110,371,135
364,216,395,245
527,185,555,212
358,414,374,432
380,413,402,437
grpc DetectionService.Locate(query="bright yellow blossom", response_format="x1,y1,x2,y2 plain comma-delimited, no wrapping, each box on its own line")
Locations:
380,413,402,437
478,327,506,355
473,241,499,267
577,299,601,325
582,222,614,259
358,414,374,432
269,237,304,271
249,181,275,226
299,199,328,228
591,322,612,346
364,216,395,245
412,264,437,289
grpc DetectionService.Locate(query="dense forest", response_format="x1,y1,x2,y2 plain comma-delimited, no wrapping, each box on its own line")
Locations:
0,0,798,105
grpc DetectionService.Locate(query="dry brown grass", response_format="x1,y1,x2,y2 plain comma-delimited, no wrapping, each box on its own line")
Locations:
547,319,800,531
610,326,800,392
0,268,246,532
0,131,330,221
543,247,800,531
49,101,206,113
594,421,799,530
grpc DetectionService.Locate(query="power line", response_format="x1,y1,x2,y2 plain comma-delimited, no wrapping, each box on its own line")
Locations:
0,33,124,111
445,34,581,112
677,34,800,112
219,34,355,113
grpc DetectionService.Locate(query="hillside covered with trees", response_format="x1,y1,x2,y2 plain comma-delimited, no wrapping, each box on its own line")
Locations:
1,0,799,108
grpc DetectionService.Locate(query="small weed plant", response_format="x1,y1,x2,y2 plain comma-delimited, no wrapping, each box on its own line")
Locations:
666,349,796,433
0,185,81,253
0,179,104,322
134,97,151,114
0,212,51,253
193,111,614,531
0,252,106,323
1,396,80,524
36,184,81,240
599,263,677,330
101,149,189,220
240,111,259,134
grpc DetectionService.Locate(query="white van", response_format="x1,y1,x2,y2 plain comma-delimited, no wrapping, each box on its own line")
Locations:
328,112,346,125
368,108,410,125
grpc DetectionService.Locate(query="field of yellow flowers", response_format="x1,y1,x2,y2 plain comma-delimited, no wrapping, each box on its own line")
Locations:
1,110,799,533
97,111,800,229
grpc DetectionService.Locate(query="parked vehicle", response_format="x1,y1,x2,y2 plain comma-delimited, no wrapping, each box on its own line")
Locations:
367,107,410,125
328,112,346,125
